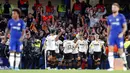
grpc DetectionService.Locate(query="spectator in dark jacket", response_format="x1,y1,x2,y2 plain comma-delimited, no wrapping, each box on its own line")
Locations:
18,0,29,17
3,0,13,19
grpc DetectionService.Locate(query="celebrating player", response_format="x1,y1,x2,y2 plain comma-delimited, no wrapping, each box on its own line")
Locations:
89,34,104,70
63,35,74,69
75,32,88,69
45,28,64,69
107,3,127,71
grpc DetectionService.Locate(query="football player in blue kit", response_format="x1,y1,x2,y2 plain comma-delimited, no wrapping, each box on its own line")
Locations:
3,9,25,70
107,3,127,71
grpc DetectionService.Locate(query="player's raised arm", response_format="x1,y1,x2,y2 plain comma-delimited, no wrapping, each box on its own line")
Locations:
55,28,64,41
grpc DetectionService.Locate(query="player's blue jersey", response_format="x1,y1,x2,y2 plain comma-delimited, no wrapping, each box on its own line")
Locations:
8,19,25,40
107,13,126,48
107,13,126,37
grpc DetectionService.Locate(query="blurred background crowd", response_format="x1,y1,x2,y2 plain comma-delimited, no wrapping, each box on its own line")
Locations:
0,0,130,70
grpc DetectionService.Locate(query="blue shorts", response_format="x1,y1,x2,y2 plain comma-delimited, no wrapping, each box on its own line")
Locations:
9,39,23,52
108,36,124,49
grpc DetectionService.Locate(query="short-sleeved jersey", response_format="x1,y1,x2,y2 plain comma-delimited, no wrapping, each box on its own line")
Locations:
55,40,63,53
89,40,104,53
63,40,74,54
107,13,126,37
72,43,79,54
76,39,88,53
8,19,25,40
46,35,57,50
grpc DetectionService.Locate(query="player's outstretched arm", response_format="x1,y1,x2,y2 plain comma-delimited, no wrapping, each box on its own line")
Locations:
55,29,64,41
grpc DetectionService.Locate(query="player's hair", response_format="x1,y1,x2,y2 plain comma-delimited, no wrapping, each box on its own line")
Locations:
112,3,120,8
12,8,21,17
50,28,56,34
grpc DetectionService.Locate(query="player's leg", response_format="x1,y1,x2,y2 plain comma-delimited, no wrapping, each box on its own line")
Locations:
65,54,69,69
117,38,127,70
51,51,57,69
77,56,81,69
9,52,15,69
94,52,101,70
57,53,63,69
47,50,53,69
9,41,16,69
63,54,67,69
108,46,114,70
72,54,75,69
108,37,115,70
81,53,87,69
77,52,82,69
72,54,78,69
68,53,72,69
15,42,23,70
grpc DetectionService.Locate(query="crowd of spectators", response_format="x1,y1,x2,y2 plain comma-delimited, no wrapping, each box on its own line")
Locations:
0,0,130,69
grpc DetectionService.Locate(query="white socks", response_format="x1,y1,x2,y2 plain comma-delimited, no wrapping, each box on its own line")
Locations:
120,53,127,65
108,52,114,68
9,53,15,68
15,53,21,68
9,53,21,68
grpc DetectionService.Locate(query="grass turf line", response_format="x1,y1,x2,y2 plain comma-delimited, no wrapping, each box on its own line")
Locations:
0,70,130,73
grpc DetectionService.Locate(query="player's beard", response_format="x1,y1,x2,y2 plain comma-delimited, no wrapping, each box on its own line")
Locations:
112,11,117,14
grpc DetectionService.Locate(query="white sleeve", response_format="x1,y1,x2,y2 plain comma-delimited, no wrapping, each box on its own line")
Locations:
85,41,88,49
63,41,66,47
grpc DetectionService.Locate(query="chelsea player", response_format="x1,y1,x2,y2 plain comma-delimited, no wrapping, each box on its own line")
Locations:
107,3,127,71
3,9,25,70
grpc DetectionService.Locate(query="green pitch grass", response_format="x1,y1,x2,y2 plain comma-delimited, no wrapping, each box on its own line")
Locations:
0,70,130,73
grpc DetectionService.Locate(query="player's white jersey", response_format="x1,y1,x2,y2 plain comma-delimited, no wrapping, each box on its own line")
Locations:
45,35,57,50
55,40,63,53
89,40,104,53
72,43,79,54
63,40,74,54
76,39,88,53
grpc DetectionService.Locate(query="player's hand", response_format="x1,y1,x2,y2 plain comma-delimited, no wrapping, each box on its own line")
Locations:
19,37,24,42
118,33,123,38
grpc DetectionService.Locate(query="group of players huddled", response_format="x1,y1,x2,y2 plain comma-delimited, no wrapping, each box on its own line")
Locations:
44,29,105,69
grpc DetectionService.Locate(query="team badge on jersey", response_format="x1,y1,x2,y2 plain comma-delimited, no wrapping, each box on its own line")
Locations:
18,23,21,26
116,18,119,21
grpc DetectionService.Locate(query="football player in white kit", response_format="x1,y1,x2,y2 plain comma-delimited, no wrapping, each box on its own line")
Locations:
63,35,74,69
89,34,105,70
55,39,63,69
45,28,64,69
72,38,79,69
75,33,88,69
